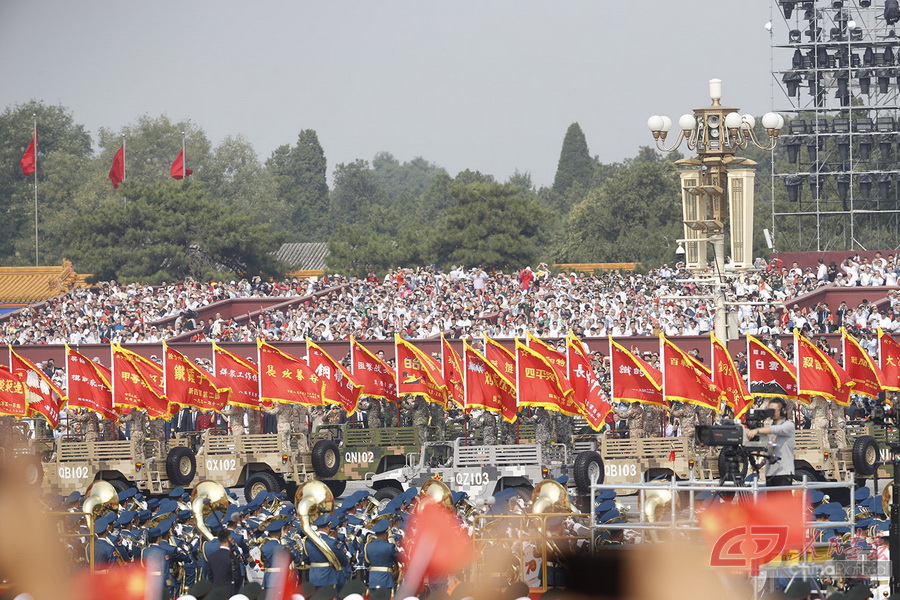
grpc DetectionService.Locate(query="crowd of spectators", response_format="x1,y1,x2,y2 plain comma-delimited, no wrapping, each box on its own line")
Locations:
1,253,898,347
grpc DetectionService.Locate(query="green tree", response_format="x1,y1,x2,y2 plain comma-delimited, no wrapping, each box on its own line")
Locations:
266,130,329,239
329,159,387,226
371,152,446,200
552,123,594,202
430,179,550,268
59,181,284,283
0,101,93,264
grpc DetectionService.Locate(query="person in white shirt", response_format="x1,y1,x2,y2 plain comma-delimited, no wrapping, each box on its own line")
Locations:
816,259,828,281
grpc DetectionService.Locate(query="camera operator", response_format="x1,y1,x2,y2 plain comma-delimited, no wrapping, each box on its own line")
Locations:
746,398,795,487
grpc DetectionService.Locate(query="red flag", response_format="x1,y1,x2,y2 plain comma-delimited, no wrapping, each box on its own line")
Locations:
842,328,886,398
516,339,577,415
349,338,398,402
170,148,193,179
20,131,36,176
72,562,159,600
10,348,65,427
878,328,900,392
212,342,262,407
112,345,171,419
566,332,612,430
747,334,798,398
661,335,722,411
0,365,27,417
308,340,362,415
258,339,324,406
400,502,474,595
66,345,115,420
711,334,753,419
395,335,448,406
526,332,579,415
441,335,465,409
463,341,517,422
164,343,231,412
483,334,516,386
609,338,664,406
796,331,853,404
108,144,125,189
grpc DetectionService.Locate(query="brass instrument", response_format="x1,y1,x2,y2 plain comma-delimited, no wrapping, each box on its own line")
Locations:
883,483,892,518
530,481,576,580
295,480,342,570
83,480,120,538
418,478,454,510
191,480,233,541
642,488,681,542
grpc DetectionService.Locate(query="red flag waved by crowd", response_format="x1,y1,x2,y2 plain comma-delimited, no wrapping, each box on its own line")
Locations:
307,339,362,415
10,347,66,427
20,130,36,176
349,337,398,402
212,342,262,407
108,144,124,189
609,338,664,406
163,343,231,411
566,332,612,430
66,345,115,420
257,339,323,406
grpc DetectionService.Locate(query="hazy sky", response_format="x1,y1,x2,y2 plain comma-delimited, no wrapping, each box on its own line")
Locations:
0,1,775,187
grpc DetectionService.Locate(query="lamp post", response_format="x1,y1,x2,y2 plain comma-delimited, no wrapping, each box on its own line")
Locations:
648,79,784,340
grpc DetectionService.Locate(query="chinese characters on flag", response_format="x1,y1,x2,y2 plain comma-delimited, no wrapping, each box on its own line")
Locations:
661,335,722,411
566,333,612,430
164,343,231,412
11,347,66,427
483,334,516,386
350,338,398,402
66,345,115,420
441,335,466,410
0,364,26,417
212,342,262,407
609,338,664,406
795,331,853,405
463,342,517,423
516,340,577,415
841,328,886,398
878,328,900,391
711,333,753,419
112,344,171,419
258,339,324,406
747,334,798,398
307,340,361,415
395,335,448,406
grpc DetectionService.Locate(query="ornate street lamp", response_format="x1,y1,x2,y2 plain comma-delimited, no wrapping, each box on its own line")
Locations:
648,79,783,339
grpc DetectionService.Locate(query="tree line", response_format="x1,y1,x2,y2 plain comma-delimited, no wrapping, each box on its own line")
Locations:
0,101,806,283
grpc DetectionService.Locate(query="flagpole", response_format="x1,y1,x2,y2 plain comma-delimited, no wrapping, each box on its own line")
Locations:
162,342,168,398
660,334,666,404
608,337,615,406
182,131,186,179
110,344,116,411
122,135,127,205
65,345,70,399
32,114,38,266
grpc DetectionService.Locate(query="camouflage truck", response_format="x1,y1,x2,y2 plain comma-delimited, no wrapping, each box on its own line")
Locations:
368,438,604,503
312,424,423,497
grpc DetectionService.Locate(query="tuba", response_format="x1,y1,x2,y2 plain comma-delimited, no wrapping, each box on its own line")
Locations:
642,488,681,542
83,480,119,537
883,483,893,518
295,480,342,570
530,480,577,572
191,480,232,541
418,478,454,511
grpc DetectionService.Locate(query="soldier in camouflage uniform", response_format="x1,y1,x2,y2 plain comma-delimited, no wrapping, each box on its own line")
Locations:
617,403,644,439
99,418,116,441
383,399,400,427
149,417,167,458
430,402,447,441
643,405,663,437
73,409,100,443
831,400,848,448
121,409,148,460
247,407,262,435
291,404,310,451
264,403,294,453
528,407,552,458
809,396,830,432
552,412,574,456
223,404,246,435
671,403,697,446
408,396,431,441
472,410,498,445
361,396,382,429
499,419,517,445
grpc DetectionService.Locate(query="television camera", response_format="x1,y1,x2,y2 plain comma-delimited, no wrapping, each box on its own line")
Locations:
695,409,778,487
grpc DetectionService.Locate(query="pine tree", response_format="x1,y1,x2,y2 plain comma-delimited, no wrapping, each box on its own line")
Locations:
552,122,594,202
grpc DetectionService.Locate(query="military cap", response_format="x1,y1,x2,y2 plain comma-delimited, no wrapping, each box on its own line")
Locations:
371,520,389,534
227,491,238,501
381,498,402,514
870,501,887,516
278,506,294,518
346,516,363,526
808,490,825,504
116,510,136,528
595,489,617,501
187,579,212,599
156,498,178,515
241,582,263,600
117,487,137,502
594,500,617,515
783,581,811,599
205,512,225,533
64,491,82,506
812,505,831,518
146,498,160,510
168,487,185,499
93,512,115,535
224,504,241,521
855,517,873,529
555,475,569,485
136,509,152,522
599,509,622,524
451,491,468,505
313,514,330,528
853,487,871,502
158,516,175,533
265,519,286,533
339,491,363,509
176,509,191,521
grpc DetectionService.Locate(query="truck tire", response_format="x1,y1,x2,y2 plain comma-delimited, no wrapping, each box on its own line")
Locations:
311,440,340,478
374,486,401,502
20,455,43,487
717,447,749,480
245,471,281,501
108,478,130,493
323,480,346,498
852,436,879,476
794,466,824,483
165,447,197,486
573,451,604,495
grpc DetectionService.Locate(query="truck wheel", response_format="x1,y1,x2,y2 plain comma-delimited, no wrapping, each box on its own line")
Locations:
108,478,130,493
311,440,340,478
794,466,824,483
573,451,604,495
165,447,197,486
19,455,43,487
717,447,749,480
323,480,346,498
852,436,879,476
374,486,402,502
245,472,281,501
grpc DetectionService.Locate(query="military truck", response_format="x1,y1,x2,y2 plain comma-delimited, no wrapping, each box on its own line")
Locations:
368,438,604,503
313,424,423,497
